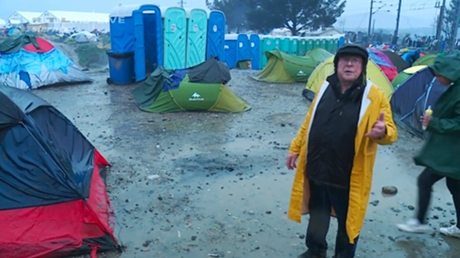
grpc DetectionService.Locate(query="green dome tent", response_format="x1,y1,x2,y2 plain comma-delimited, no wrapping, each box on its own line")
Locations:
392,65,427,88
412,54,437,66
131,59,250,113
305,48,333,61
251,48,332,83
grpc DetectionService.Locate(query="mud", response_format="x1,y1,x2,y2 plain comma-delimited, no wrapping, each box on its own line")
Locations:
33,47,460,257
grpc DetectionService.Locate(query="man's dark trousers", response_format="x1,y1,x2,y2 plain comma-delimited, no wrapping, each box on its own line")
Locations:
305,180,359,258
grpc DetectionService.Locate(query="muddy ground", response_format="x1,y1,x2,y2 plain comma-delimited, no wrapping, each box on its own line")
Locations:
34,46,460,258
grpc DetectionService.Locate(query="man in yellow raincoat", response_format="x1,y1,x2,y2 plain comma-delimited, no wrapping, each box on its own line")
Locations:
286,44,398,258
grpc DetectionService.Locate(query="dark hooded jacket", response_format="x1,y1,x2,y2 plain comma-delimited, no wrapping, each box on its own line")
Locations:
306,44,369,188
413,53,460,179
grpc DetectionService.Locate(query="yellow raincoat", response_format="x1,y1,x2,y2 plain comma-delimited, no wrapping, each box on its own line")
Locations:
287,80,398,243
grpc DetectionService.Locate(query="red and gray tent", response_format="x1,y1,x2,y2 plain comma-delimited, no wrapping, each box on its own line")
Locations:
0,85,120,257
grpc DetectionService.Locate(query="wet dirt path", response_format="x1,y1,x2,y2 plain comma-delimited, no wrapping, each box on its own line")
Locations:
34,70,460,258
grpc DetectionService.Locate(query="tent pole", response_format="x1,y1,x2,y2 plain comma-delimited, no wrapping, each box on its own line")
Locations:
367,0,374,44
435,0,447,44
392,0,402,45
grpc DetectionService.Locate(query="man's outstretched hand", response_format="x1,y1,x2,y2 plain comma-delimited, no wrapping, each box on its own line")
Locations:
365,112,387,139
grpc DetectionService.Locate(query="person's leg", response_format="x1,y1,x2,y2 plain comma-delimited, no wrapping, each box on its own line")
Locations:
439,176,460,238
397,168,443,233
416,168,444,223
327,186,358,258
302,181,331,257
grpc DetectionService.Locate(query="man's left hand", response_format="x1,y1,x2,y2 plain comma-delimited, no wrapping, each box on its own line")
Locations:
365,112,387,139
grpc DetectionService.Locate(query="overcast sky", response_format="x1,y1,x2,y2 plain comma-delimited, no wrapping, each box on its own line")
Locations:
0,0,441,29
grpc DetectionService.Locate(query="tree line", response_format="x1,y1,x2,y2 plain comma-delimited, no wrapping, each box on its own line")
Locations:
205,0,346,36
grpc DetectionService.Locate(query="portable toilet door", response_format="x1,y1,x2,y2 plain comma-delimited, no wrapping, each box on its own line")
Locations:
313,38,321,49
206,10,226,61
332,38,339,52
319,38,327,50
236,34,249,63
260,37,275,68
186,8,208,67
224,34,238,68
298,38,307,55
164,7,187,69
274,37,282,50
280,37,290,53
306,38,314,52
129,5,163,82
289,37,298,55
249,34,260,70
109,5,134,53
338,36,345,48
325,39,332,53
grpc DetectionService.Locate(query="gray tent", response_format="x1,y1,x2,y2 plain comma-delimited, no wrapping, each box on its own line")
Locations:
188,57,231,84
391,67,447,138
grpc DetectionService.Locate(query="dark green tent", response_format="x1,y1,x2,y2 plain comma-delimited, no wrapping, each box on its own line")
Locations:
131,59,250,113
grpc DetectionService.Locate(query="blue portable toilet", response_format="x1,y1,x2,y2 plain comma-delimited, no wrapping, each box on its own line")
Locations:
206,10,226,61
236,34,250,62
185,8,208,67
249,34,260,70
109,4,163,82
338,36,346,48
223,34,238,68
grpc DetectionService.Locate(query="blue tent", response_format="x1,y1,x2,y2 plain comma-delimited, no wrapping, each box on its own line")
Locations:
390,67,448,138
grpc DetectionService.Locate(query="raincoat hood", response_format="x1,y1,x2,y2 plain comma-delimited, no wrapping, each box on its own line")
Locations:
430,53,460,83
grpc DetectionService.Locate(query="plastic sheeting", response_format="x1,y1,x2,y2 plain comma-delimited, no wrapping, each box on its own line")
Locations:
0,49,91,89
0,49,72,75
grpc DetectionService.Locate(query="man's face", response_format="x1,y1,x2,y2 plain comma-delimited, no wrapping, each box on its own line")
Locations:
337,55,363,83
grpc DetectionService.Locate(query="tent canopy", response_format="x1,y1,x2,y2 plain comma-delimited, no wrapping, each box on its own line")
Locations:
392,65,427,88
131,59,250,113
367,48,398,82
252,48,331,83
305,48,333,60
0,84,119,256
188,57,231,84
0,35,54,54
382,50,409,72
303,55,394,100
413,54,437,66
390,67,448,138
0,36,91,89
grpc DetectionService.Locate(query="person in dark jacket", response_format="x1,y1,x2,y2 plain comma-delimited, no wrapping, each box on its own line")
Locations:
397,53,460,238
286,44,398,258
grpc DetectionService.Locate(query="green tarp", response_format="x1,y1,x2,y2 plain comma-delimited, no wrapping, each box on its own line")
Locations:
131,63,251,113
0,35,40,54
251,48,332,83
